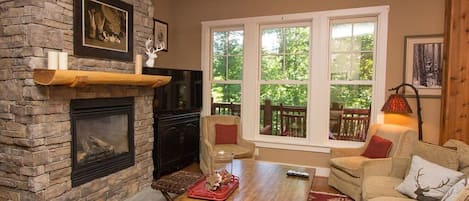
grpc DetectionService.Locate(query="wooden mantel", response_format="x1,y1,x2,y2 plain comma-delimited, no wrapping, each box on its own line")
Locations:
33,69,171,88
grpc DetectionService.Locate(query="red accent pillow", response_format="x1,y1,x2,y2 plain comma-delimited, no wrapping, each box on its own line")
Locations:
215,124,237,144
361,135,393,158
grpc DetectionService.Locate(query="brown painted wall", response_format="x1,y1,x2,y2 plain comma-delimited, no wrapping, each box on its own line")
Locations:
152,0,174,67
153,0,445,168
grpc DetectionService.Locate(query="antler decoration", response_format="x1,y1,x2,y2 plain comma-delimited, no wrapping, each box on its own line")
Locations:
144,37,164,67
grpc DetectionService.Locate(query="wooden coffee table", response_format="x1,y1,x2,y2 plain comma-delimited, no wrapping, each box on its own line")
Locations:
175,159,315,201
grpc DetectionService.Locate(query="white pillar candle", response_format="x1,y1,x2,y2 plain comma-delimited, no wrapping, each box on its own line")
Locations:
135,54,142,74
47,51,58,70
58,52,68,70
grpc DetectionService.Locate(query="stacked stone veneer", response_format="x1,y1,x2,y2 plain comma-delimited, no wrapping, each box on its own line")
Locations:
0,0,157,200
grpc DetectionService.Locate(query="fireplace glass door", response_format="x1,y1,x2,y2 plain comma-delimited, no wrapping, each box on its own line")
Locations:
71,97,134,187
75,114,129,167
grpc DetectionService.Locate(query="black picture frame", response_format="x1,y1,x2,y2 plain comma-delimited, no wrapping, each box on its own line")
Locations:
403,35,444,97
74,0,133,61
153,19,168,52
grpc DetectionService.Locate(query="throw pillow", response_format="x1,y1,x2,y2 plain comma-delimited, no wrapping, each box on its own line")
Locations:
441,177,468,201
215,124,237,144
395,155,464,200
361,135,393,158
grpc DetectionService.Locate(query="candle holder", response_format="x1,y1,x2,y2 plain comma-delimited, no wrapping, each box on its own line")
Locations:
135,54,142,74
58,52,68,70
48,51,58,70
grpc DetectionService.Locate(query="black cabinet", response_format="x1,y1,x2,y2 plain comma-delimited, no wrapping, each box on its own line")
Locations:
144,67,202,179
153,112,200,179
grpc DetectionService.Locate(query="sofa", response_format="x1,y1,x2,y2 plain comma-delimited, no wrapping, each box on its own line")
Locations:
362,140,469,201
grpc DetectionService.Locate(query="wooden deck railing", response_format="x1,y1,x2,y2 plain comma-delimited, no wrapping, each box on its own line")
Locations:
334,107,371,142
211,99,307,137
211,99,370,141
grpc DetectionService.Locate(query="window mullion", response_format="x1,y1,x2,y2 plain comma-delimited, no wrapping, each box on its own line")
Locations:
225,33,229,81
282,28,287,78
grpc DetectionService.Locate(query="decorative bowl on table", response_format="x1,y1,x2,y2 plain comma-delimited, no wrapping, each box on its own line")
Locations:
187,175,239,201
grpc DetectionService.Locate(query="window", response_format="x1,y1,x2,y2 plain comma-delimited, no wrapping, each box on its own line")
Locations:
202,6,388,150
259,24,310,138
210,28,244,116
328,18,376,142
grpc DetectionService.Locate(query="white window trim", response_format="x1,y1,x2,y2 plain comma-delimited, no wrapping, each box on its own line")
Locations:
201,6,389,152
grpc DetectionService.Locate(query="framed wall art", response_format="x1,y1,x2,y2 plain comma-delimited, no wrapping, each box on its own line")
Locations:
74,0,133,61
404,35,444,97
153,19,168,52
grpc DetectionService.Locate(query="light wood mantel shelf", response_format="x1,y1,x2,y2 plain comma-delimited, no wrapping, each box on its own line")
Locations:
33,69,171,88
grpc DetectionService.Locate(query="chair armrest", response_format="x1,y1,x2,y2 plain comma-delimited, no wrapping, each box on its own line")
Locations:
199,139,215,174
237,138,256,157
238,138,255,149
202,139,214,154
361,158,393,179
330,147,364,158
200,139,214,164
361,157,410,179
389,157,411,179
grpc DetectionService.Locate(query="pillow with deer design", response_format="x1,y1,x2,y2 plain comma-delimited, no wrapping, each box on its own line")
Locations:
395,155,464,200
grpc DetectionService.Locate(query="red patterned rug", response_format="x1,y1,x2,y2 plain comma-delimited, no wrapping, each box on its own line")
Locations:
307,191,354,201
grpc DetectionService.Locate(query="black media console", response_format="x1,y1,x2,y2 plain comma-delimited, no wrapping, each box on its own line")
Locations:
143,67,202,179
154,112,200,178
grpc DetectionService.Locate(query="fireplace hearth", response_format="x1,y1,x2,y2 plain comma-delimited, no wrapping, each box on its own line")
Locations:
70,97,135,187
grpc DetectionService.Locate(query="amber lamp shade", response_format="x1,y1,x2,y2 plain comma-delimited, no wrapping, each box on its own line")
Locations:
381,94,413,114
381,83,423,141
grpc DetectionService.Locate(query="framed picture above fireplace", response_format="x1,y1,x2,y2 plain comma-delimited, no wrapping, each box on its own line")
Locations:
73,0,133,61
153,19,168,52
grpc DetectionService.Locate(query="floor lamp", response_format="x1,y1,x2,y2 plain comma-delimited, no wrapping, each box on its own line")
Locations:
381,83,423,141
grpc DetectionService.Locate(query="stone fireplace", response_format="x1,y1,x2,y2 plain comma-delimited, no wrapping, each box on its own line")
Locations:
0,0,157,201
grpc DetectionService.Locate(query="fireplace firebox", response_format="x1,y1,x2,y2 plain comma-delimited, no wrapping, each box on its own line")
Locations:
70,97,135,187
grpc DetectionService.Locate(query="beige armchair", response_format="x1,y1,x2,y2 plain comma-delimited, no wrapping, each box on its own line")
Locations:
200,115,255,174
328,124,418,201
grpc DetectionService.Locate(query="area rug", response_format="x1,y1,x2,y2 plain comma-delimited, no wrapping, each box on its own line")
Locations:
307,191,353,201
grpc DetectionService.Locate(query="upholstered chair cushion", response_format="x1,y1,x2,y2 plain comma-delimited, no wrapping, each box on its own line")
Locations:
214,144,252,158
363,176,408,200
330,156,369,178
